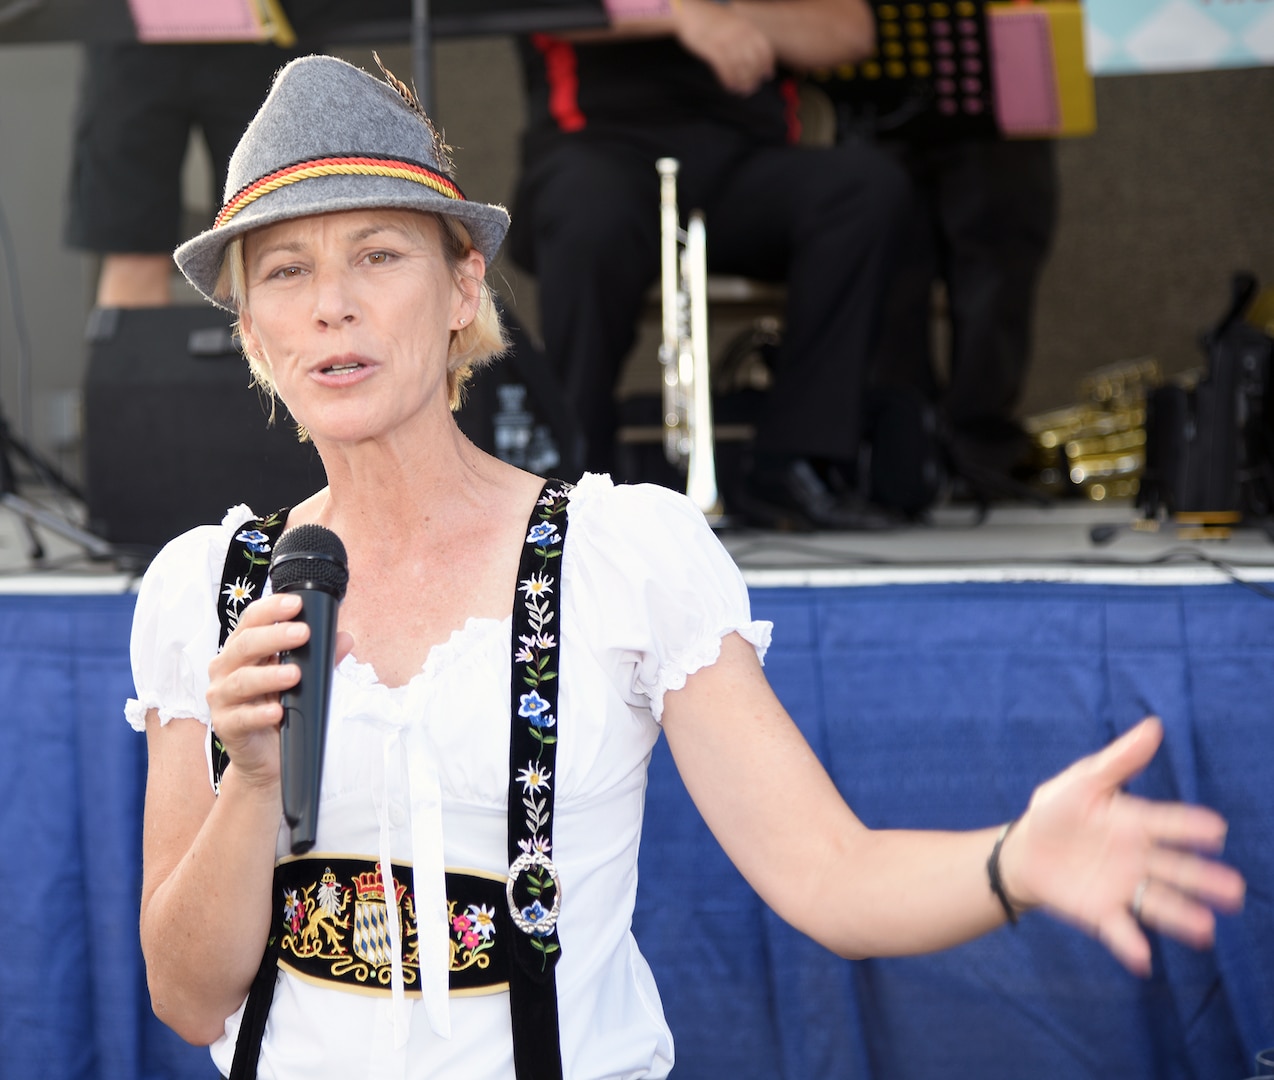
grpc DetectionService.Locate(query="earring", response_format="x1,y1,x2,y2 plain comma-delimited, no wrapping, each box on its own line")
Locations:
458,317,467,326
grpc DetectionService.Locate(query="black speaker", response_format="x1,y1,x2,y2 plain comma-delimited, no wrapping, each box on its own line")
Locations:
83,305,326,551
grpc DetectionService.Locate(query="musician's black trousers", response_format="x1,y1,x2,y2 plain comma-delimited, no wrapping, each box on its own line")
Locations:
508,123,908,477
870,138,1060,437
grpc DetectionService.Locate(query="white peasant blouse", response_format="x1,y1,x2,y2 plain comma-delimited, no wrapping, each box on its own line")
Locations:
126,473,772,1080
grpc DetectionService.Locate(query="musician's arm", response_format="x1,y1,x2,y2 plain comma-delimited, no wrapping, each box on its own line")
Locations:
565,0,876,71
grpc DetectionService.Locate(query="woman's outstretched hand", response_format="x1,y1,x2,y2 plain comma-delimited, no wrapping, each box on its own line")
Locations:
1000,716,1246,975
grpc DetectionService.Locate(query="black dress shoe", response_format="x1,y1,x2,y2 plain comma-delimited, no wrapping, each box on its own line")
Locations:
735,458,897,532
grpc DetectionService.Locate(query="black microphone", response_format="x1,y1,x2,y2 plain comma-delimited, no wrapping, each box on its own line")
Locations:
268,524,349,855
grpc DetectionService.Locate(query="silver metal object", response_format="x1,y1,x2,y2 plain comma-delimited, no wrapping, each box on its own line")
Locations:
656,157,723,521
506,851,563,935
1131,877,1149,922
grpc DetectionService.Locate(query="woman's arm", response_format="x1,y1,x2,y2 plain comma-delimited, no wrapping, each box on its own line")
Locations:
139,591,310,1044
661,633,1245,973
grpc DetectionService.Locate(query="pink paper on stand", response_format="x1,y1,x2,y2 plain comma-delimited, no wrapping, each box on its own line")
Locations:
987,9,1060,136
127,0,264,42
602,0,673,19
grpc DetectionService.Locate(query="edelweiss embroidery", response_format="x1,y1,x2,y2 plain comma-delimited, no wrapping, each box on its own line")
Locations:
449,901,498,975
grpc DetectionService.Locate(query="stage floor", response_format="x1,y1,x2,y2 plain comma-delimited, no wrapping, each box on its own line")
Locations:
3,485,1274,590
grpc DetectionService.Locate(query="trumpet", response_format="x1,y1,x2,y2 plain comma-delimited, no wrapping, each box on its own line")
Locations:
657,157,723,520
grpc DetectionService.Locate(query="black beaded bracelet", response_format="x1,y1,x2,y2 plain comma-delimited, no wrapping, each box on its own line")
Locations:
986,820,1022,926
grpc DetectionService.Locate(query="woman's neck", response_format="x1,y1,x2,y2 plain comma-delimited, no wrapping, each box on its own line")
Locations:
295,416,506,546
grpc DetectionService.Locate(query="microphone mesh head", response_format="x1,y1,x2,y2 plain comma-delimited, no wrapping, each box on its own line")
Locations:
269,524,350,598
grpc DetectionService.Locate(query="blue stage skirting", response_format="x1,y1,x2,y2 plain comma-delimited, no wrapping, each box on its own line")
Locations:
2,582,1271,1080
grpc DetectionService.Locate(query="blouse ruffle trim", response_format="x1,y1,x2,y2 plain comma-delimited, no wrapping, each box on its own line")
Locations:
338,614,509,694
648,619,773,723
124,697,210,731
564,470,614,510
221,503,258,530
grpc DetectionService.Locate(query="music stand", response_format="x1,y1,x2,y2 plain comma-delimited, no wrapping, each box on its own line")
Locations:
0,413,114,562
0,193,115,564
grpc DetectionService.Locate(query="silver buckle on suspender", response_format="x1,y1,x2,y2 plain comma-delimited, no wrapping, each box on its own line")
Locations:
506,851,563,936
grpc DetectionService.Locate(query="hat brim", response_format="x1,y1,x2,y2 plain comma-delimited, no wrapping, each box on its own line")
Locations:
174,172,510,311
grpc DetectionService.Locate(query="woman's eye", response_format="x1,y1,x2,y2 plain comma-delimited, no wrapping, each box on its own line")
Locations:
367,251,390,265
270,265,302,279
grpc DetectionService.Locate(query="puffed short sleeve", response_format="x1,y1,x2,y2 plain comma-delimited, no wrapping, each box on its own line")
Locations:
124,506,258,732
564,474,771,721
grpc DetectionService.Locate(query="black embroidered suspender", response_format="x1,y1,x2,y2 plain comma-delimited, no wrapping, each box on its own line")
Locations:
221,482,570,1079
504,482,570,1080
214,510,290,791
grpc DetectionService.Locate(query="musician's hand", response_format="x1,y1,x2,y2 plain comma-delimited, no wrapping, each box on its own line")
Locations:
674,0,776,95
999,717,1245,975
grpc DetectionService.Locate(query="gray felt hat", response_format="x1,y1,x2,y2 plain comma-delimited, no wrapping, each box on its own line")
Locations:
175,54,510,310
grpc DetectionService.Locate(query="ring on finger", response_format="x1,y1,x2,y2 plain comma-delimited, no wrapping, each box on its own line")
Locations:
1131,877,1150,922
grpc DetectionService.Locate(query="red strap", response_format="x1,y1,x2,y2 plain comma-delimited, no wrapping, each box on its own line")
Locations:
532,33,587,133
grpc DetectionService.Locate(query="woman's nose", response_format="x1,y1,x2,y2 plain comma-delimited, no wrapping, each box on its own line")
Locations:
311,269,359,327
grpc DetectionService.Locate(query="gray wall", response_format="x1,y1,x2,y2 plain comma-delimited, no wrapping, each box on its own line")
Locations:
0,42,93,477
1031,65,1274,415
0,38,1270,486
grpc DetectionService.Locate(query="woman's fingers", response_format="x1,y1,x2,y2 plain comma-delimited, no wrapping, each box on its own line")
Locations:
1131,876,1218,948
211,594,302,669
218,655,301,706
334,629,356,666
1098,910,1152,977
1132,798,1229,853
1083,715,1163,790
1143,843,1247,913
206,593,306,744
229,592,306,655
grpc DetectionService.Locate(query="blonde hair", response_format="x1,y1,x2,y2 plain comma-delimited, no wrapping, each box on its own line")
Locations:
214,211,508,429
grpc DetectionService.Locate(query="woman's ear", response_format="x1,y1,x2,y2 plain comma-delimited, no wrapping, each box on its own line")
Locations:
238,307,260,360
453,249,486,329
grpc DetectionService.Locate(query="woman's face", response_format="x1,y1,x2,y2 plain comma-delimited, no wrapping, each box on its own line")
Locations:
237,207,483,447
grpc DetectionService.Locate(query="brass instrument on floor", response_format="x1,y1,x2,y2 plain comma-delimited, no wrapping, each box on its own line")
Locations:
1023,358,1160,501
656,157,723,519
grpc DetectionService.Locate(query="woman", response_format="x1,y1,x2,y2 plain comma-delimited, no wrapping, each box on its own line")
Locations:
127,55,1244,1080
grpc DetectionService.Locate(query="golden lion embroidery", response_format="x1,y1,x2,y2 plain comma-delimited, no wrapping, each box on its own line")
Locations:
281,867,351,959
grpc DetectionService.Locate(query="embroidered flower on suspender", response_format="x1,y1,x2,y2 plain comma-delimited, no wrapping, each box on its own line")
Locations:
518,834,552,857
220,511,285,640
519,900,554,938
517,761,552,795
